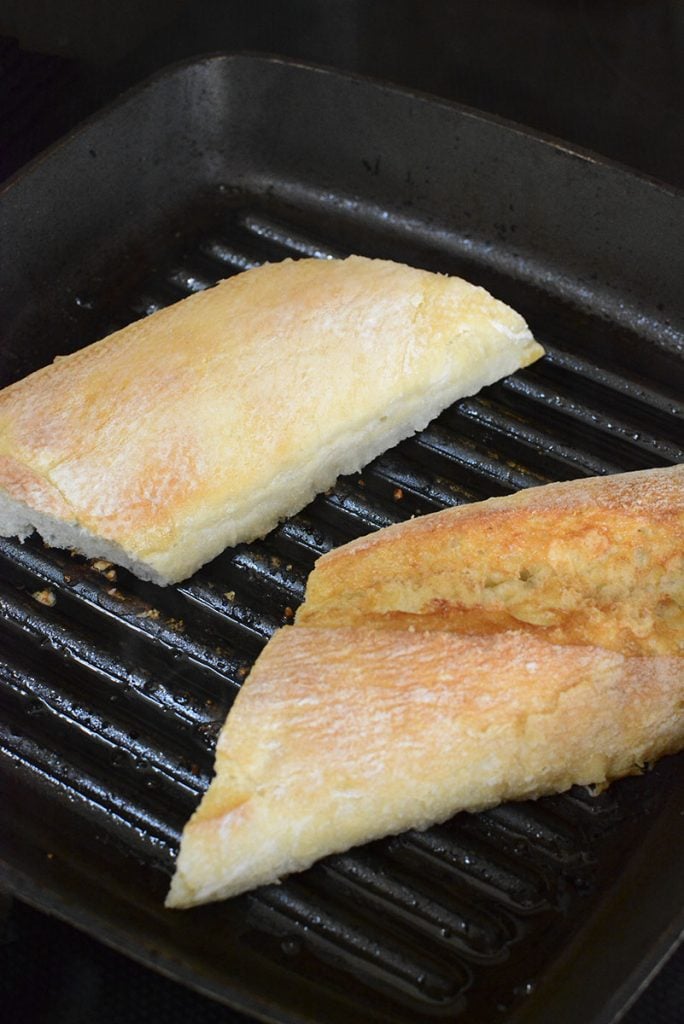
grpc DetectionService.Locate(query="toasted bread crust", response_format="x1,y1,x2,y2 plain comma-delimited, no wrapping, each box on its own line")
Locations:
297,465,684,655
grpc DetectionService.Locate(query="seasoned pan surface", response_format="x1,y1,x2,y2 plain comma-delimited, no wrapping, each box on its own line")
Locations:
1,55,683,1024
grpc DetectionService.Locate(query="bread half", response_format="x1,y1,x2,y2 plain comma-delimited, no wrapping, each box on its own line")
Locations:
166,625,684,908
297,464,684,656
0,256,542,585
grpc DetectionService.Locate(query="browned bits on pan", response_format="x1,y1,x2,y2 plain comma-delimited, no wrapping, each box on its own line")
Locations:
283,606,294,619
92,558,117,581
393,487,404,501
136,608,161,620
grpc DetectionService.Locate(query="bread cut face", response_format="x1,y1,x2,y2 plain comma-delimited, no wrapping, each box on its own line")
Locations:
297,464,684,656
0,256,542,585
167,465,684,908
166,625,684,909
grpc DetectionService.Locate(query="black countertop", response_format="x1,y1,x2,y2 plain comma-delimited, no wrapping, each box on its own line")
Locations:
1,3,682,1022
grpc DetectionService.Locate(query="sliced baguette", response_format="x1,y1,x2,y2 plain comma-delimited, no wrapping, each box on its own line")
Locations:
0,256,542,585
166,625,684,908
168,465,684,908
297,464,684,656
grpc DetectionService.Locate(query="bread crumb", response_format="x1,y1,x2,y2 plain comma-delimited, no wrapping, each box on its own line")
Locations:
32,589,56,607
224,590,236,601
283,606,294,619
91,559,118,581
137,608,161,620
393,487,404,501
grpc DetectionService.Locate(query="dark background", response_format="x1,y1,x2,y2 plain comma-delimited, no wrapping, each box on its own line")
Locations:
1,2,682,1022
2,0,684,190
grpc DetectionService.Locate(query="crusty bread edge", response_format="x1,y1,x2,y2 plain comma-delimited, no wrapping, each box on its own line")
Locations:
297,463,684,622
0,485,166,583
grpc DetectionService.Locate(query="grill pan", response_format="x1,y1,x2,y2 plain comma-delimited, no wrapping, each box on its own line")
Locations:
1,54,683,1024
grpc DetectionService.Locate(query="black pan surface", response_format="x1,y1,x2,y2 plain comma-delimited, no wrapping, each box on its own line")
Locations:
0,55,683,1024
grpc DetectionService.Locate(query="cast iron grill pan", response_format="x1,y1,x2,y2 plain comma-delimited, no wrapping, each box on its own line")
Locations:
1,56,683,1024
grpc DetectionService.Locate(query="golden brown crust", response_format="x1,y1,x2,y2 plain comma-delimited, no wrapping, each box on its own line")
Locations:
0,453,75,522
166,625,684,908
0,256,542,583
297,465,684,656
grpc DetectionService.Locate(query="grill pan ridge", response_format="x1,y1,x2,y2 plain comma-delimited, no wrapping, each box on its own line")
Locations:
1,55,683,1024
